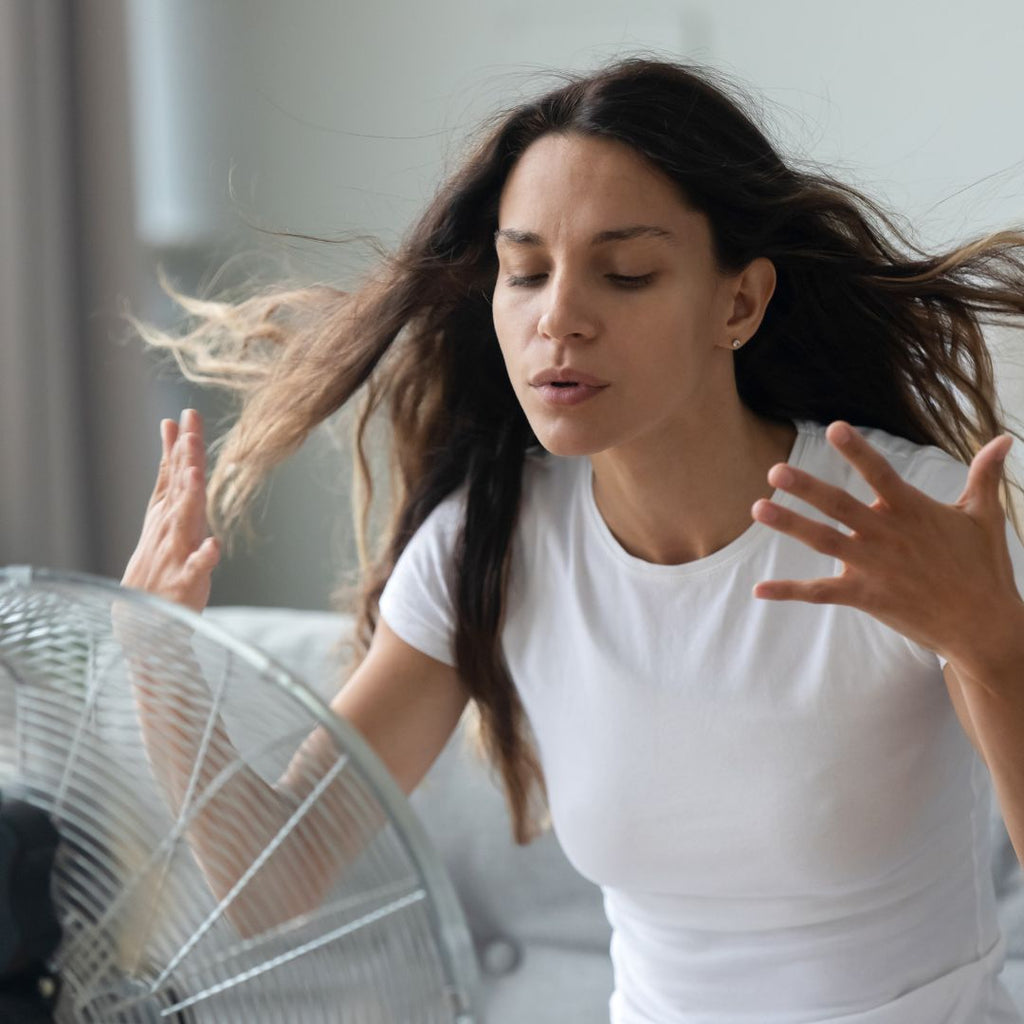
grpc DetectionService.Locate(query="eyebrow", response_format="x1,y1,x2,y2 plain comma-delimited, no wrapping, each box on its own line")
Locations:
494,225,676,246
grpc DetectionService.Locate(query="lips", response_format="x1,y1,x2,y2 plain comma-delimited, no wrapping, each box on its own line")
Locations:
531,381,607,407
528,368,609,387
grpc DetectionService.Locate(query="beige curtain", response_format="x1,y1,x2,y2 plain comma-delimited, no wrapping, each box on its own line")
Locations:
0,0,92,569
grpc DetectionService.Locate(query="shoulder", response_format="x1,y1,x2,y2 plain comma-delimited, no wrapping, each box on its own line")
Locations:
399,448,575,552
389,483,469,579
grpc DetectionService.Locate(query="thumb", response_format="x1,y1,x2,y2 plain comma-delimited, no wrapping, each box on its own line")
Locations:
187,536,221,571
963,433,1013,512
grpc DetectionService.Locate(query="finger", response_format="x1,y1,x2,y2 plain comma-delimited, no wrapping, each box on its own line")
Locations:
752,576,848,604
151,419,178,502
962,433,1014,514
161,417,177,457
163,419,206,541
826,421,910,507
181,407,204,440
175,463,209,549
752,498,858,561
173,431,201,489
171,412,205,504
180,409,207,467
766,463,876,536
186,535,220,572
168,423,190,503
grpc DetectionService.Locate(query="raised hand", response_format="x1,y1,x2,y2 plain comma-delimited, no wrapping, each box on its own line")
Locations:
750,420,1020,672
121,408,220,613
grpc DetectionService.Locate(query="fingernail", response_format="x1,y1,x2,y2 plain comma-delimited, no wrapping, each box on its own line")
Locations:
831,422,852,444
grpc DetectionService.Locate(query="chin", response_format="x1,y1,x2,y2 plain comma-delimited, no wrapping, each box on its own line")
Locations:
520,391,621,459
531,427,608,459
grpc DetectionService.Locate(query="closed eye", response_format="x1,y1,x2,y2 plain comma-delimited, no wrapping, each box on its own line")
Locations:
505,274,547,287
504,273,657,289
608,273,656,289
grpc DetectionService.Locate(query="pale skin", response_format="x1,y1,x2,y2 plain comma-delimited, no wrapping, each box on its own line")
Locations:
122,411,222,610
125,131,1024,879
492,133,795,566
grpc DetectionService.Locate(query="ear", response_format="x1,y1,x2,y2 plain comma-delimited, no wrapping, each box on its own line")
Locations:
716,257,776,350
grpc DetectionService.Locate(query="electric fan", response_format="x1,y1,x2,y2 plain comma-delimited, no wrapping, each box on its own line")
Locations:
0,566,482,1022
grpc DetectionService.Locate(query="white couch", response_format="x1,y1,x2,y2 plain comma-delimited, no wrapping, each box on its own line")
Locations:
206,605,1024,1022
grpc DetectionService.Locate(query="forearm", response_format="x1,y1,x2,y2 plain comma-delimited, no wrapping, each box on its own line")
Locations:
121,632,384,936
111,408,389,933
947,602,1024,868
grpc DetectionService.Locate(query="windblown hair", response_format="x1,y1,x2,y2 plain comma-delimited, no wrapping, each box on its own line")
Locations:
130,57,1024,845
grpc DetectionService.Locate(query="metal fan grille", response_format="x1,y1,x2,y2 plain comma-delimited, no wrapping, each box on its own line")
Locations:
0,568,480,1023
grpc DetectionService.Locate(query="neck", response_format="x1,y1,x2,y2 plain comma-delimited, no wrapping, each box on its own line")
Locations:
589,404,798,566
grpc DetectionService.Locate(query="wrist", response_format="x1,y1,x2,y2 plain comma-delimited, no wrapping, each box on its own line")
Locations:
943,598,1024,696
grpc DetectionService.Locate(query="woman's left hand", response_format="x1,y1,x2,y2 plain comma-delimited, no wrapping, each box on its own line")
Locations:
751,420,1021,672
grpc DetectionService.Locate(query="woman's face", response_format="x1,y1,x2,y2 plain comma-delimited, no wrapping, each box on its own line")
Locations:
492,132,761,459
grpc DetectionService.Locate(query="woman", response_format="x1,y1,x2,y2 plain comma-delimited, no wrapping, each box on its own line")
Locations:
124,58,1024,1021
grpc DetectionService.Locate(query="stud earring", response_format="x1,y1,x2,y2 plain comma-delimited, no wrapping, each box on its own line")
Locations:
731,339,742,349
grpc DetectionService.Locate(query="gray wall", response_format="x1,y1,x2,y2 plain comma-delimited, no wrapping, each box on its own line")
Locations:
79,0,1024,608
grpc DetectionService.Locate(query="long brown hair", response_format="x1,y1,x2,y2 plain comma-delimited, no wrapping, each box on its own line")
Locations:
129,57,1024,845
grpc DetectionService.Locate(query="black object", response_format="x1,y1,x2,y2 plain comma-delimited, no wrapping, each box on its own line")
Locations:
0,793,61,1021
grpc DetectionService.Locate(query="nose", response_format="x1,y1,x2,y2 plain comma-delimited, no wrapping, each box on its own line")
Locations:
536,273,598,344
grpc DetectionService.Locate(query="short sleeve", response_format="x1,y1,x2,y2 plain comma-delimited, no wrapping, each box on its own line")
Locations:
901,449,1024,670
377,490,466,668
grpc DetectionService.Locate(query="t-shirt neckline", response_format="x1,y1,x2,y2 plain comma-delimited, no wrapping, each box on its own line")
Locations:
582,419,812,577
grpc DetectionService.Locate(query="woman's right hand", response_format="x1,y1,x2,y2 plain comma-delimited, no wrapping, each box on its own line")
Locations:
121,408,221,613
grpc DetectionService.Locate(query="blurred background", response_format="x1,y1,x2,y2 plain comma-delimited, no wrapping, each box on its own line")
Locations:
2,0,1023,609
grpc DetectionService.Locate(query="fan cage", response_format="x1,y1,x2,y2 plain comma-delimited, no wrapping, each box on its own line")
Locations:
0,566,482,1023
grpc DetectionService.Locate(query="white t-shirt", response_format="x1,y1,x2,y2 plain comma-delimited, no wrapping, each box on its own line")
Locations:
379,418,1024,1023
